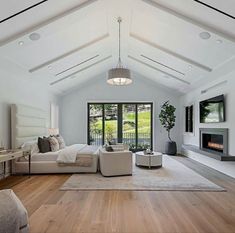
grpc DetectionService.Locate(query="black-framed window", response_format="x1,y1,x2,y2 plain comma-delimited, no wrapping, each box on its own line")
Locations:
185,105,193,133
87,102,153,151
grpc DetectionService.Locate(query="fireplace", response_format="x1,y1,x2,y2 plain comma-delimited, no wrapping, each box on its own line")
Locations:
200,128,228,156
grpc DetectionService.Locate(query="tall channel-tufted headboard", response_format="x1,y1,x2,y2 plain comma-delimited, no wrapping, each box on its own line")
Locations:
11,104,47,149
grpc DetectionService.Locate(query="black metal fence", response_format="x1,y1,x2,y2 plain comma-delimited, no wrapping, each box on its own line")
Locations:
90,132,151,147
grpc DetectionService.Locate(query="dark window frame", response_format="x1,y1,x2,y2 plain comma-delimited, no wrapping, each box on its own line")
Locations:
87,102,153,150
185,105,194,133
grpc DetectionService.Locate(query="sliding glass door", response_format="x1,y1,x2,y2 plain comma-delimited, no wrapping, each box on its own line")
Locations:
104,104,118,143
88,104,103,145
137,104,152,149
88,103,153,150
122,104,136,146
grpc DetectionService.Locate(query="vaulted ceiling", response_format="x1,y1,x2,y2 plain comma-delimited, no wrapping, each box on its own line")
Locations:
0,0,235,95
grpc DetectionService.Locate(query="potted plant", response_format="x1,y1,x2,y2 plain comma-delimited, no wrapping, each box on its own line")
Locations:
159,101,177,155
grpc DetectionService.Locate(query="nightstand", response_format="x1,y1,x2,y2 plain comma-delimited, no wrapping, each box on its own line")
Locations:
0,150,31,178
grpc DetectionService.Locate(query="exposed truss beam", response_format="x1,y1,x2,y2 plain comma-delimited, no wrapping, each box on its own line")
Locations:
128,55,190,85
130,33,212,72
142,0,235,43
29,34,109,73
50,55,112,85
0,0,98,46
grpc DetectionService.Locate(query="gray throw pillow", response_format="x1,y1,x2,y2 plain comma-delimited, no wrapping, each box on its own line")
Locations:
105,146,114,152
38,137,51,153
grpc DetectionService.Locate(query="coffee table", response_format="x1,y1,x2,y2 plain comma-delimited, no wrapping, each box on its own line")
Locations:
135,151,162,168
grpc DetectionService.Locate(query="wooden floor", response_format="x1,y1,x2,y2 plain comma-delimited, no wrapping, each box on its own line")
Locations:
0,156,235,233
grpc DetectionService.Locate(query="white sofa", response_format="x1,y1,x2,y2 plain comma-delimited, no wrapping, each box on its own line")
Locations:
99,147,133,177
0,189,29,233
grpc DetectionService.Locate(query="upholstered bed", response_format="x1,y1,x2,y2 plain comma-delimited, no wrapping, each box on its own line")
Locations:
11,104,99,174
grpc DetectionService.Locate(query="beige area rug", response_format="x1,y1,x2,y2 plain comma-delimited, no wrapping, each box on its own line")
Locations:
60,155,225,191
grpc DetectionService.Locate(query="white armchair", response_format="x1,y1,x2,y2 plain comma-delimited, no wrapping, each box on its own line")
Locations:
108,143,129,151
99,148,132,177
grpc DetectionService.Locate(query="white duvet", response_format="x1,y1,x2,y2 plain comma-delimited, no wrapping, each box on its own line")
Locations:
57,144,100,164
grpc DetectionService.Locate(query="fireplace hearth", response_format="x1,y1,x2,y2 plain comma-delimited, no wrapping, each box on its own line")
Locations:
200,128,228,156
183,128,234,161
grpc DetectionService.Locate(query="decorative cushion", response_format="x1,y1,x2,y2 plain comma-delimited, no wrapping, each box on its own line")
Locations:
108,140,117,145
38,137,51,153
55,135,66,149
105,145,114,152
48,136,60,152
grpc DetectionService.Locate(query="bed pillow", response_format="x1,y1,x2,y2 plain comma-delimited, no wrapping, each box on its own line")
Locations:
55,135,66,149
38,137,51,153
21,140,39,154
48,136,60,152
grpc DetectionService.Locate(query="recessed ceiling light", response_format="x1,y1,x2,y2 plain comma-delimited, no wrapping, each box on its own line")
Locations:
199,31,211,40
216,39,223,44
18,41,24,46
29,32,41,41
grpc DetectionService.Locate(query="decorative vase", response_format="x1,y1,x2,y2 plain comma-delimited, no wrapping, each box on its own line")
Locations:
165,141,177,155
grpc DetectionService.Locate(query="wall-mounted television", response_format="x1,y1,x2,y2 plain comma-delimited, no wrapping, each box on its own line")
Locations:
200,95,225,123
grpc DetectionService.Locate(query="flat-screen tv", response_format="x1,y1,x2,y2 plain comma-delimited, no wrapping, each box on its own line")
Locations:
200,95,225,123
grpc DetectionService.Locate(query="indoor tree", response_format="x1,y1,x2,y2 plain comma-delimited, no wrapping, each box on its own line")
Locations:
159,101,176,140
159,101,177,155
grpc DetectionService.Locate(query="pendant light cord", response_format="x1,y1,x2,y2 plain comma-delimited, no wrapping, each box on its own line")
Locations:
117,17,122,67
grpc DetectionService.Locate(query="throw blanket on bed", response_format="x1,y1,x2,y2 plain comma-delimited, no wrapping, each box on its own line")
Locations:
57,144,100,166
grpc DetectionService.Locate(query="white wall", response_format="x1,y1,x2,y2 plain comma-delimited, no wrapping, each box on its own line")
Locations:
0,68,57,178
179,70,235,156
59,74,181,153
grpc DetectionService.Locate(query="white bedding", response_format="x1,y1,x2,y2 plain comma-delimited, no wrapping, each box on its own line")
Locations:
57,144,100,164
18,144,100,164
18,150,61,162
57,144,86,163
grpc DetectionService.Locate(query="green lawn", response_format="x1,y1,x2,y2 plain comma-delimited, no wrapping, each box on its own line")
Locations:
90,111,151,135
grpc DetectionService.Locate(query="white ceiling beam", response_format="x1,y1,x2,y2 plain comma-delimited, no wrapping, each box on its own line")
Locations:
0,0,98,46
142,0,235,43
50,55,112,85
55,54,100,76
29,33,109,73
141,54,185,76
128,55,191,85
130,33,212,72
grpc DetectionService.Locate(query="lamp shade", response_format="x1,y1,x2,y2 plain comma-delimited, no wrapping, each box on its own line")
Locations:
48,128,59,136
107,68,132,86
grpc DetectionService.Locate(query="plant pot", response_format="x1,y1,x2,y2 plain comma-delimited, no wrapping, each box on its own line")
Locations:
165,141,177,155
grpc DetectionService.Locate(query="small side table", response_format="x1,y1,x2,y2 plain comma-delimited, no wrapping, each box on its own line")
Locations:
0,150,31,177
135,151,162,168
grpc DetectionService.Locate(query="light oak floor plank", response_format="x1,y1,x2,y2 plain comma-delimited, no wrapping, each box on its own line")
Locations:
0,157,235,233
